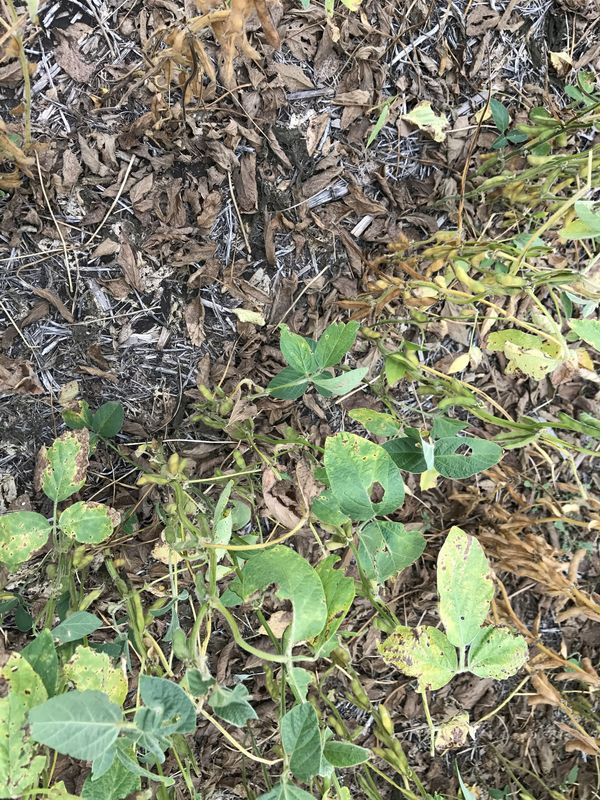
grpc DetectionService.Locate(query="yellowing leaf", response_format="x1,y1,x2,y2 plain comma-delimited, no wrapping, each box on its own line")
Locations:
232,308,266,326
549,51,572,76
64,647,128,705
420,468,439,491
402,101,449,143
446,353,470,374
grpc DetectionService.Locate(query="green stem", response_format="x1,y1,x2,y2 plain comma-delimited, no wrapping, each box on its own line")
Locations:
420,689,436,757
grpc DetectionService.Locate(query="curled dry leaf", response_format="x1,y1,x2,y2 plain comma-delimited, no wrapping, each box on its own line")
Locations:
0,355,44,396
262,468,302,529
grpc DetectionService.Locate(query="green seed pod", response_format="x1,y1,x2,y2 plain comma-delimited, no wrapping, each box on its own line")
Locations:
349,677,370,710
377,704,394,736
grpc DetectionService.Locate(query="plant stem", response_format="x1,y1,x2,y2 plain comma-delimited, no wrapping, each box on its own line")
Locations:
420,689,436,757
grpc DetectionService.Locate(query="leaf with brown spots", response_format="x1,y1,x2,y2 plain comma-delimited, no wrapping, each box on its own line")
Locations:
379,625,458,691
35,429,89,503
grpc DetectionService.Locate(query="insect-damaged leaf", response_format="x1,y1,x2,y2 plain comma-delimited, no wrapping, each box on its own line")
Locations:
0,511,51,570
233,546,327,644
59,501,120,544
357,521,425,584
437,527,493,648
64,647,128,705
36,429,89,502
467,626,528,679
324,433,404,522
0,693,46,797
433,436,502,479
379,626,457,691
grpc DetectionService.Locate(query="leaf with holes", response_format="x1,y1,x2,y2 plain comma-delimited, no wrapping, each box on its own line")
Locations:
437,527,493,648
486,329,565,380
357,520,426,584
349,408,401,437
234,546,327,644
1,653,47,709
379,626,458,691
313,321,359,369
311,490,351,527
59,501,120,545
281,703,322,781
36,429,89,502
29,690,123,762
467,626,528,679
64,647,127,706
0,693,46,798
0,511,51,570
433,436,502,479
324,433,405,521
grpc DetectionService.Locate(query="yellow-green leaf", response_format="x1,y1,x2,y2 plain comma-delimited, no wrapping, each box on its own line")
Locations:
64,647,128,705
402,101,449,143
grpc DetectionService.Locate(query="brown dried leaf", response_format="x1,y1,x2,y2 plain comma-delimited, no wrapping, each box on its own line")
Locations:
184,296,206,346
55,35,95,83
0,355,44,395
118,239,145,291
262,468,302,528
32,287,75,324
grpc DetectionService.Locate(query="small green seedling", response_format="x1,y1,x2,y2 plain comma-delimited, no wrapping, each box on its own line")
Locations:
267,321,367,400
0,429,120,570
379,527,528,748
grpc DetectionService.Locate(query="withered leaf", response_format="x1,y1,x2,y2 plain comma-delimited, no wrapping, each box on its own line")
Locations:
184,296,206,347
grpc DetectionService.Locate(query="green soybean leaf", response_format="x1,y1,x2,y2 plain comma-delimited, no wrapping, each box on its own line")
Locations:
569,318,600,352
52,612,102,644
281,703,322,781
236,545,327,644
311,490,351,527
323,740,370,767
0,693,46,798
0,511,51,570
349,408,401,437
267,367,310,400
313,321,359,368
314,556,355,653
139,675,196,734
91,401,124,438
379,626,457,691
431,416,468,440
81,753,141,800
64,647,128,705
490,98,510,133
29,690,122,761
467,626,528,679
383,432,434,474
258,784,315,800
433,436,502,479
367,98,393,147
289,668,313,701
37,429,89,502
324,433,405,521
437,527,493,648
22,629,58,696
279,325,316,373
313,367,367,397
59,501,119,544
560,201,600,240
208,683,257,727
1,653,47,709
186,668,215,697
357,521,426,584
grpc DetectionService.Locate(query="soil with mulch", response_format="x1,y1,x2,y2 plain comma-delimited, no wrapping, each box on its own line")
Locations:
1,0,599,796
